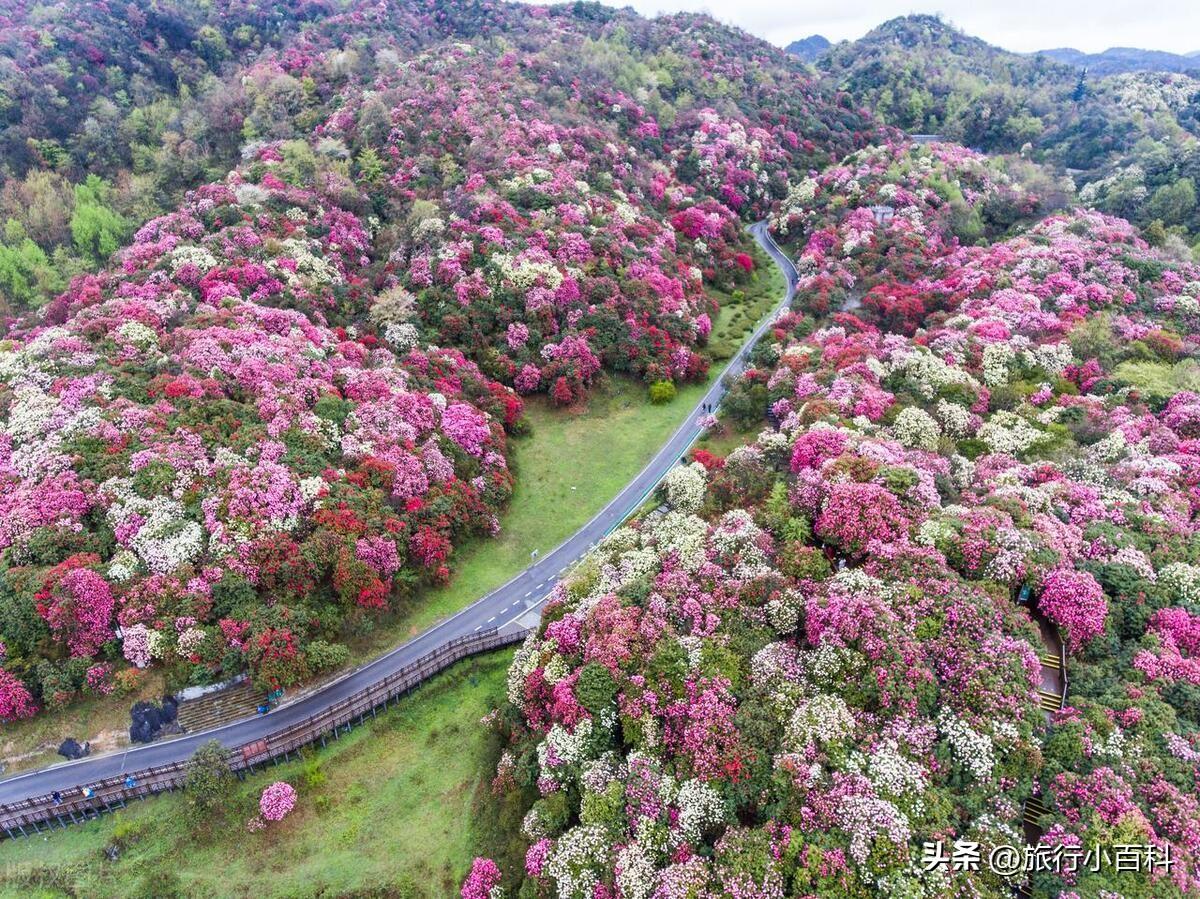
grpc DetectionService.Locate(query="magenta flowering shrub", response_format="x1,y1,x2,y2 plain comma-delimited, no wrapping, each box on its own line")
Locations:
461,857,503,899
258,781,296,822
0,668,36,722
813,481,910,556
1038,569,1109,650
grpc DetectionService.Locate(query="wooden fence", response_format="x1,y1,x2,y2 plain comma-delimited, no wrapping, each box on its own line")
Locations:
0,626,529,839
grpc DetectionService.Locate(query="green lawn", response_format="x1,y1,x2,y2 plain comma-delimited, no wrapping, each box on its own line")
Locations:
0,650,520,899
706,244,785,362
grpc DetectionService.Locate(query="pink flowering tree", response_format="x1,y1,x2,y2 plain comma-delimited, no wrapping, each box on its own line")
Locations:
1038,569,1108,651
814,481,910,557
461,858,503,899
0,670,37,722
259,781,297,822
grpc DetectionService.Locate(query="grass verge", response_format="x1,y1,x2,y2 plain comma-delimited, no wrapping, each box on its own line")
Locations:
0,649,520,899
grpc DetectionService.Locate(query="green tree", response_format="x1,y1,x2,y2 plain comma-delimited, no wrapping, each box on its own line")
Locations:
1146,178,1196,227
356,145,384,183
0,219,59,310
648,380,676,404
69,175,128,263
183,740,235,827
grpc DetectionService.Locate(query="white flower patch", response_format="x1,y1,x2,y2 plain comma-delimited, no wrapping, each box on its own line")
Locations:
887,348,978,401
672,779,726,848
1031,341,1074,376
1159,562,1200,608
384,321,420,352
168,244,218,276
103,480,204,575
935,399,973,438
489,252,564,290
749,641,804,690
786,693,855,749
764,590,802,635
662,462,707,514
894,406,941,450
979,411,1049,455
1089,429,1128,464
839,791,911,866
537,718,595,784
643,508,705,571
938,709,996,782
545,824,610,899
273,237,342,287
861,740,928,809
107,549,140,583
708,508,771,578
507,631,543,709
616,842,656,899
982,343,1015,387
116,320,160,349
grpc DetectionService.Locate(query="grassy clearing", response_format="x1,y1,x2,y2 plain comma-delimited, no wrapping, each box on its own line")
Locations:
706,244,785,363
0,650,521,899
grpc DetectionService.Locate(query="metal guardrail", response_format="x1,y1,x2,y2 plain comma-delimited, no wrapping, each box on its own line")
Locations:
0,627,529,839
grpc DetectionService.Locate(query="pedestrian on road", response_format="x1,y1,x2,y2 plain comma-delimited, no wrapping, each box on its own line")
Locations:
124,775,136,789
81,786,94,799
51,791,62,805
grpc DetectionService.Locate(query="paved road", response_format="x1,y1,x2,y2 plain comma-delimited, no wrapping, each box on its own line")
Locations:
0,222,798,804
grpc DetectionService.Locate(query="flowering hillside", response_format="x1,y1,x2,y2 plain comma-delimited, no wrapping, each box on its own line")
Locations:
323,44,738,402
0,152,520,713
479,186,1200,894
770,142,1053,323
0,0,879,314
0,0,884,727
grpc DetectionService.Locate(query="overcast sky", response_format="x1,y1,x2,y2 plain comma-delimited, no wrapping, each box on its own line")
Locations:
600,0,1200,55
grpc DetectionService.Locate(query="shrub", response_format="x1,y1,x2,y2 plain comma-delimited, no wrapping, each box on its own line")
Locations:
183,740,234,826
259,781,297,822
648,380,677,404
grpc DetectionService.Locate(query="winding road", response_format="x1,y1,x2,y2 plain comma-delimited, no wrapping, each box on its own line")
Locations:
0,222,799,804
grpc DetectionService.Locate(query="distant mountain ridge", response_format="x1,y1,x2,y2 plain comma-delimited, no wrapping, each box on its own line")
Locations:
785,34,830,62
1038,46,1200,75
783,23,1198,77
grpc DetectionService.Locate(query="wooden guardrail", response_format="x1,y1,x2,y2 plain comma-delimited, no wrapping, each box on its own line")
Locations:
0,626,529,839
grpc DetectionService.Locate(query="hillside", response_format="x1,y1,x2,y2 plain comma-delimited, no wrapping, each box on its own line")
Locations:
475,148,1200,897
0,4,1196,899
816,15,1200,252
784,34,830,63
0,0,882,748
